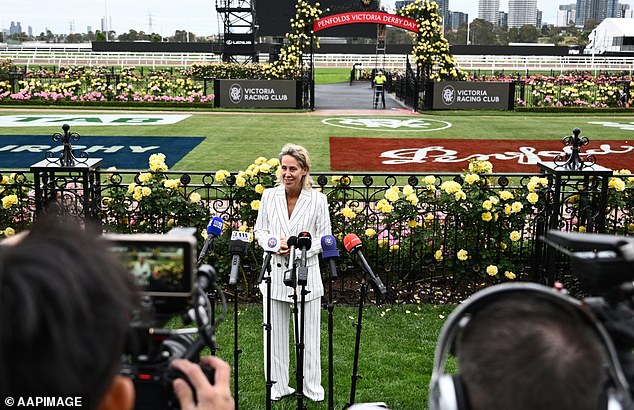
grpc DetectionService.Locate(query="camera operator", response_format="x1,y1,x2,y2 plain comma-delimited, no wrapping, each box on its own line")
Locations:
0,216,234,410
429,283,630,410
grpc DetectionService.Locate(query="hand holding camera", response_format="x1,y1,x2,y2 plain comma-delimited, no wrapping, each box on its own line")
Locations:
171,356,234,410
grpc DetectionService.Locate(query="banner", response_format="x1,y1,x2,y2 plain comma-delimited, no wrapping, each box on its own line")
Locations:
314,12,418,33
215,80,299,108
0,114,191,127
430,82,514,110
330,137,633,172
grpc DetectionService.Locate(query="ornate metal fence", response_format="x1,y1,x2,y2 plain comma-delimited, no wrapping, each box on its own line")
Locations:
2,166,632,304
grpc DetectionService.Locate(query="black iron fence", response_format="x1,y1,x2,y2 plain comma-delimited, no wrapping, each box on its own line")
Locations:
1,168,632,304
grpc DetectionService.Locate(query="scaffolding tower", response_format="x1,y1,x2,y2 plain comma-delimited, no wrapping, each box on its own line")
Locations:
215,0,258,63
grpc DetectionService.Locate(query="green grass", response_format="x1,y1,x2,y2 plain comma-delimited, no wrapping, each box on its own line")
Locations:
1,109,632,172
314,68,353,84
189,303,455,409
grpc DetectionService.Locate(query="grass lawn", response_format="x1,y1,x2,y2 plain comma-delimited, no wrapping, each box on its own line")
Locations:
0,109,632,172
186,303,455,409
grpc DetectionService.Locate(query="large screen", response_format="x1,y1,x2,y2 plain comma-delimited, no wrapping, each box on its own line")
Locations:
255,0,381,38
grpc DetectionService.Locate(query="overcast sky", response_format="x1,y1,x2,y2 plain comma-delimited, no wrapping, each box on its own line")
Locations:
0,1,603,37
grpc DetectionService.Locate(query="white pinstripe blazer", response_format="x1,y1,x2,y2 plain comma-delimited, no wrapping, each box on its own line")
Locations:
254,185,332,302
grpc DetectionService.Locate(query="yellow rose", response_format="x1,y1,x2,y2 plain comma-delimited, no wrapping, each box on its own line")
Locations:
365,228,376,237
504,271,517,280
464,174,480,185
486,265,498,276
457,249,468,261
385,187,400,202
454,191,466,201
127,183,136,194
499,190,514,201
406,194,419,205
142,187,152,197
434,250,443,261
402,185,415,196
215,170,230,182
482,200,493,210
189,192,201,203
3,227,15,237
511,202,523,213
526,192,539,204
138,172,152,183
250,200,260,210
509,231,521,242
2,194,18,209
255,184,265,194
236,176,246,187
254,156,267,165
424,175,436,185
482,212,493,222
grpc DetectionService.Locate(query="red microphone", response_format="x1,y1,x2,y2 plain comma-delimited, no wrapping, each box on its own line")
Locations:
343,234,386,294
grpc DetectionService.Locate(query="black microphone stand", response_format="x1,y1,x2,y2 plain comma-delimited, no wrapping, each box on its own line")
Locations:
326,260,337,410
196,245,217,356
345,261,369,409
295,246,310,410
258,255,275,410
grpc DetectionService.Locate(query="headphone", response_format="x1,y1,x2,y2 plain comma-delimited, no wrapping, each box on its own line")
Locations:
428,283,632,410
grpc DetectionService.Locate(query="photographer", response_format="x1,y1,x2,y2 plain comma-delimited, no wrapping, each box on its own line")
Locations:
0,216,234,410
430,283,630,410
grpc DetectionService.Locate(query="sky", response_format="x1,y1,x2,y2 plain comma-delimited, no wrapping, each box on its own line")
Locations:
0,1,590,37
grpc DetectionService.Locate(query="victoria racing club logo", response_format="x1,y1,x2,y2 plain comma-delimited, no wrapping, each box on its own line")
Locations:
322,117,451,132
441,85,456,106
229,83,243,104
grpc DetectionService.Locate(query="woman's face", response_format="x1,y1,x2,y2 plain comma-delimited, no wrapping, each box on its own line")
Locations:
280,155,307,192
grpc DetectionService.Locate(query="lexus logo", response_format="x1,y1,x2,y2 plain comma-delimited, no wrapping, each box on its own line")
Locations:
229,84,243,104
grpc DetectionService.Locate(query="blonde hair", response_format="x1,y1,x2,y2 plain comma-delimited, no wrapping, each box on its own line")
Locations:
277,143,313,189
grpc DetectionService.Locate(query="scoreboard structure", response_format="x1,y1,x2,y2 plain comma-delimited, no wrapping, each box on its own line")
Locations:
255,0,381,38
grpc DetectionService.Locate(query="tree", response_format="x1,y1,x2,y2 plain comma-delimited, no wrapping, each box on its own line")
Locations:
386,27,414,45
508,24,539,43
397,0,466,81
469,18,498,45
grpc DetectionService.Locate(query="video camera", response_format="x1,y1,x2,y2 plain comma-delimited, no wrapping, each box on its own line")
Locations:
542,230,634,395
105,230,224,410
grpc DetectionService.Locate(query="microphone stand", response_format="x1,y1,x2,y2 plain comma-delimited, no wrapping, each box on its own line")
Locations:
196,247,217,356
258,255,275,410
326,262,336,410
295,247,309,410
345,262,369,409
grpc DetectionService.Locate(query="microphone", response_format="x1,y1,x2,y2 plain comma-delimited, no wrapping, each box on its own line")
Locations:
297,231,312,286
196,216,224,267
321,235,339,280
228,231,250,286
258,235,281,283
283,236,298,287
343,233,387,294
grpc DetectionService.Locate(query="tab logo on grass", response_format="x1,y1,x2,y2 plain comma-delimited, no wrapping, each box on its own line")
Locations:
0,114,191,127
0,135,203,169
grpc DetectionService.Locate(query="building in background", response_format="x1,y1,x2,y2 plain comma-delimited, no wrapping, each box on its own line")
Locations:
448,11,469,30
508,0,538,28
557,4,577,26
478,0,500,25
617,3,633,17
576,0,619,26
498,11,508,26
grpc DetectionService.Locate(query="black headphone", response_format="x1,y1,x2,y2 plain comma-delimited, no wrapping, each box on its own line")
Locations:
428,283,632,410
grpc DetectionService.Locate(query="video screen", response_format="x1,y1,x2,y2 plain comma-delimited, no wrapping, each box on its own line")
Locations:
105,234,195,298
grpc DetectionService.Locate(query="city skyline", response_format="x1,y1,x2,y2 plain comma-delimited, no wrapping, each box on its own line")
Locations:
0,0,625,38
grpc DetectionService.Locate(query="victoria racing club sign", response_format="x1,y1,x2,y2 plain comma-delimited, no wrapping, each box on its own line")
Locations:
431,82,515,110
216,79,299,108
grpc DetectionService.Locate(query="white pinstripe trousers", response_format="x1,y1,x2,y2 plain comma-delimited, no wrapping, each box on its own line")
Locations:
263,297,324,401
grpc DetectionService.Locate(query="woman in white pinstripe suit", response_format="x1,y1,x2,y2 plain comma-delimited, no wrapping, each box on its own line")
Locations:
254,144,332,402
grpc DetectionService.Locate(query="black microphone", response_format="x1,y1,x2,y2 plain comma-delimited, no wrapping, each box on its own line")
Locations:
343,233,387,294
228,231,250,286
196,216,224,267
297,231,312,286
258,235,281,283
283,236,298,287
321,235,339,280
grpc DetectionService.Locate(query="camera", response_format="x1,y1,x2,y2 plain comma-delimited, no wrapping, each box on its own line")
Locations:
105,231,222,410
542,230,634,396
